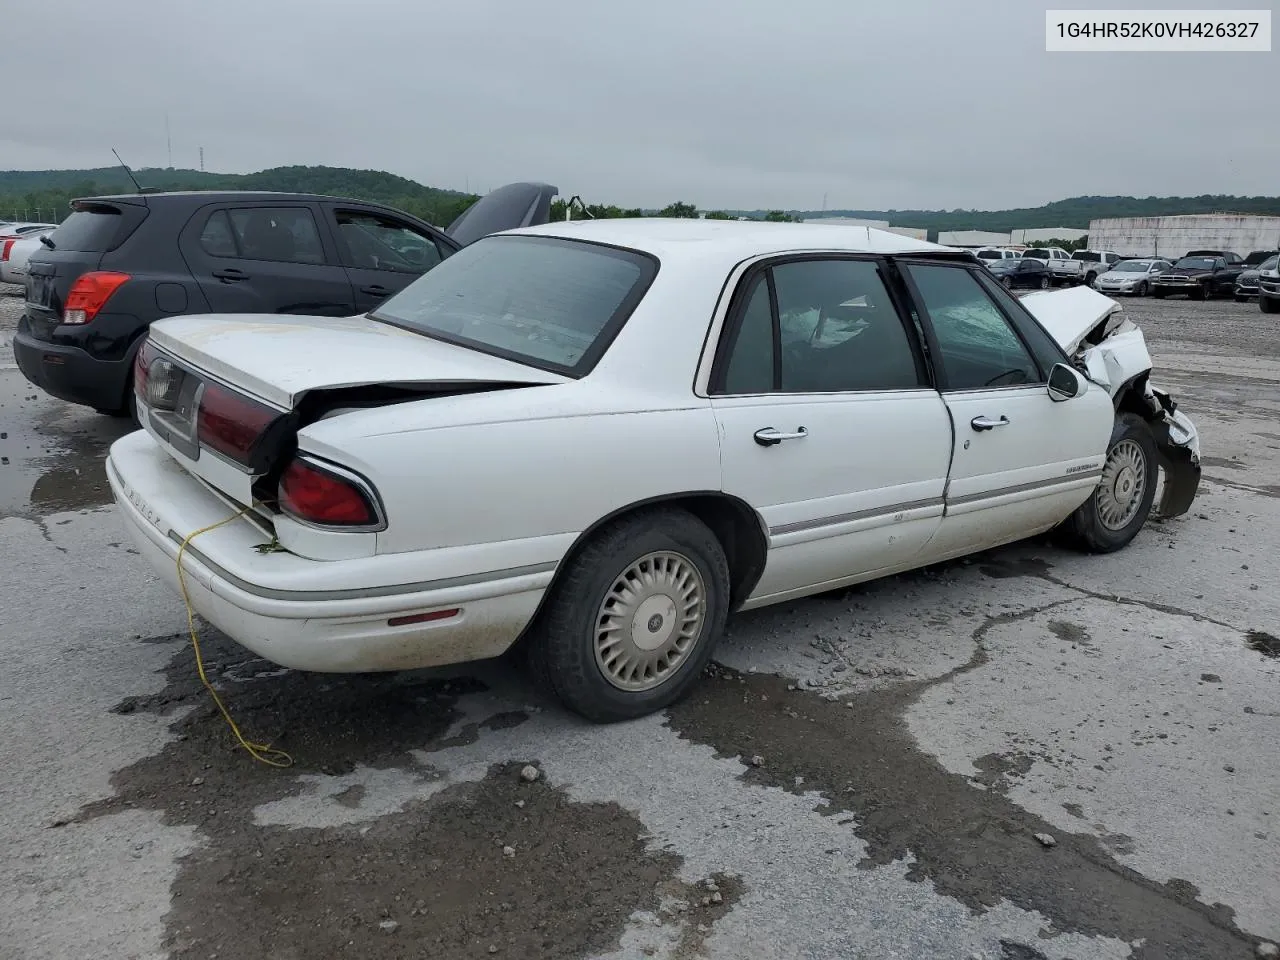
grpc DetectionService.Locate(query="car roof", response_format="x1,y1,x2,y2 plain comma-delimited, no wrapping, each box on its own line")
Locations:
511,217,967,262
75,190,407,207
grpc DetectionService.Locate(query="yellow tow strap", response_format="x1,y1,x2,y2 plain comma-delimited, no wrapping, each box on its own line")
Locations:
175,508,294,768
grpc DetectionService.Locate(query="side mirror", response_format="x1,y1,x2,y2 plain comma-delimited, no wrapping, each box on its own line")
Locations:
1047,363,1085,402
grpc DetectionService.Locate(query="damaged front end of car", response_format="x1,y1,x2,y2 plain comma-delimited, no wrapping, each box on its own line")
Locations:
1020,286,1202,519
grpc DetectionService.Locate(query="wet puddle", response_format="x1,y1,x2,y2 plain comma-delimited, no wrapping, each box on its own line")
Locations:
0,373,133,519
1246,630,1279,659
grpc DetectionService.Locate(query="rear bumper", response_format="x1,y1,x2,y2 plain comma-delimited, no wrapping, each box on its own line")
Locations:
106,430,550,673
14,320,131,411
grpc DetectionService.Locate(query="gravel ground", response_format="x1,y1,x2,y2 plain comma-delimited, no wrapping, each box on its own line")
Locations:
1,282,1277,960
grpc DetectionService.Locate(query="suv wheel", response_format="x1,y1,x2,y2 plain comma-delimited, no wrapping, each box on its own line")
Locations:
1262,294,1280,315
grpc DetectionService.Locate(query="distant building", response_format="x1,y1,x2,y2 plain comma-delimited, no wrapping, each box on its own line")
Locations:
1087,214,1280,258
802,217,891,228
937,230,1010,247
1011,227,1088,245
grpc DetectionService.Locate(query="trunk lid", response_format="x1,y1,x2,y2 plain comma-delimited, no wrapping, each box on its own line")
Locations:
445,182,558,247
139,312,566,510
147,312,566,410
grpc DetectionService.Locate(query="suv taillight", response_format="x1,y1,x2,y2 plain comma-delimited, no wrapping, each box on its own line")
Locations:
63,271,131,325
278,457,380,527
197,383,281,468
1,239,14,262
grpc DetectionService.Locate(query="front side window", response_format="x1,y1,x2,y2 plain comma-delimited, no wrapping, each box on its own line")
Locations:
336,211,443,273
370,235,655,376
906,263,1040,391
714,258,923,395
227,207,325,265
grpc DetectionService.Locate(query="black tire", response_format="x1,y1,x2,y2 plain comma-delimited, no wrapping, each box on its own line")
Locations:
1084,272,1097,286
1039,275,1050,289
526,508,730,722
1136,281,1148,296
1002,276,1013,289
1190,287,1206,301
1262,294,1280,315
1060,413,1159,554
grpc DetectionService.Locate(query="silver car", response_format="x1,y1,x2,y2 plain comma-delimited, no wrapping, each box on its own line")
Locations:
1092,258,1172,297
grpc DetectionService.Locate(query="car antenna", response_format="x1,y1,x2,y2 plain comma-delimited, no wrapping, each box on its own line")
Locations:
111,148,146,194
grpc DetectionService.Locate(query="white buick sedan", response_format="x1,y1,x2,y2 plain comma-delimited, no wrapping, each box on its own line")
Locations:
108,219,1202,722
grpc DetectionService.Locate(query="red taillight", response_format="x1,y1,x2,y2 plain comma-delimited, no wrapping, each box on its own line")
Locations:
196,382,280,466
278,458,379,527
133,339,158,399
63,271,131,325
1,239,14,262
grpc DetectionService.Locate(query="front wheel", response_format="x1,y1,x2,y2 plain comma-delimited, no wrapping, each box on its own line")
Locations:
527,508,730,722
1136,281,1148,296
1039,275,1050,289
1059,413,1159,553
1262,294,1280,315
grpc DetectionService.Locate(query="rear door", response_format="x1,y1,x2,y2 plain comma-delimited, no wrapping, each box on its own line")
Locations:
321,204,452,312
897,260,1114,560
178,201,356,317
708,255,954,605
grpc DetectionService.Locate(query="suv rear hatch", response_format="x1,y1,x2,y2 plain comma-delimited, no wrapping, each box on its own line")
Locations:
23,198,149,340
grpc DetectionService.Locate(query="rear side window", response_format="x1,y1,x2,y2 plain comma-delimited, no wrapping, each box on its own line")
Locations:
199,211,238,257
46,209,124,253
223,207,326,265
335,211,444,273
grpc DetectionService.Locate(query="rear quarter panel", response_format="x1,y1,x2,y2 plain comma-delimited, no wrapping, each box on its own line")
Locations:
298,382,725,557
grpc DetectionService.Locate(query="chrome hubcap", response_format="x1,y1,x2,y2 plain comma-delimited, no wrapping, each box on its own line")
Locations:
1096,438,1148,530
594,551,706,692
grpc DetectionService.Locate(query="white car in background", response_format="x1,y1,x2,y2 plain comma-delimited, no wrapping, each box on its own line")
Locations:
1093,258,1173,297
107,220,1202,722
0,230,56,284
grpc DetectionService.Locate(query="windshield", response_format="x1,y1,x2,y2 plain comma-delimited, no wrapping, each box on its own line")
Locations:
1174,257,1216,270
368,235,657,376
1113,261,1150,272
975,250,1002,259
1260,255,1279,272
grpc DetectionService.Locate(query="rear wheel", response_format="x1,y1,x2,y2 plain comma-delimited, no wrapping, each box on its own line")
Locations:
1262,294,1280,314
526,508,730,722
1060,413,1159,553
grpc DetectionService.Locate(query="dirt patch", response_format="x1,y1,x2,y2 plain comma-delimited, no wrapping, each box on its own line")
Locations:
77,627,708,960
1246,630,1280,659
665,606,1263,960
973,751,1034,794
1047,619,1091,646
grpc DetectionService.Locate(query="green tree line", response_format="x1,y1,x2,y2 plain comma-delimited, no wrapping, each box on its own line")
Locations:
4,164,1278,232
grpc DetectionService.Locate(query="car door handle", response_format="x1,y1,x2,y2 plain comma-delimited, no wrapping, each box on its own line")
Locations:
970,415,1010,432
212,267,248,282
360,284,389,296
753,427,808,446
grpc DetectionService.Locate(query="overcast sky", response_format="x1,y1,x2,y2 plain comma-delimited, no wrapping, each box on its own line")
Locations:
3,0,1273,211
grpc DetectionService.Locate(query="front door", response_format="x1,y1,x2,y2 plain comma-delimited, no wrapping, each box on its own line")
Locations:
179,202,356,317
898,260,1115,560
708,256,954,606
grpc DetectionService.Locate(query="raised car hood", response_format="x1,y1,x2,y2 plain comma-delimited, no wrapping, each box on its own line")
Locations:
147,313,566,409
1019,285,1124,355
446,182,559,247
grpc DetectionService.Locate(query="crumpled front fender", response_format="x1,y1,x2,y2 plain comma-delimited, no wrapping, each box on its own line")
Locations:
1148,391,1201,519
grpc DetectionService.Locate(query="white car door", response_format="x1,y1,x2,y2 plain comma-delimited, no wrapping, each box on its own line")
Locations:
897,260,1115,560
708,256,954,606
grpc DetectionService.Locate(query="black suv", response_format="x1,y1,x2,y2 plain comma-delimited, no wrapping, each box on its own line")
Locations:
15,183,556,416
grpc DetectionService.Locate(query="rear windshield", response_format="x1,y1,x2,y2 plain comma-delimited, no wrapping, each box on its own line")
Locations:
1071,251,1100,261
47,209,124,253
369,235,658,376
1024,249,1049,258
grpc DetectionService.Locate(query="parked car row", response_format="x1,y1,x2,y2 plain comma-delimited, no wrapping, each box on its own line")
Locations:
0,221,58,284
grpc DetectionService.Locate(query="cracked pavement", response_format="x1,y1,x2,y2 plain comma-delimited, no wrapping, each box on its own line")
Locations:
1,285,1277,959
